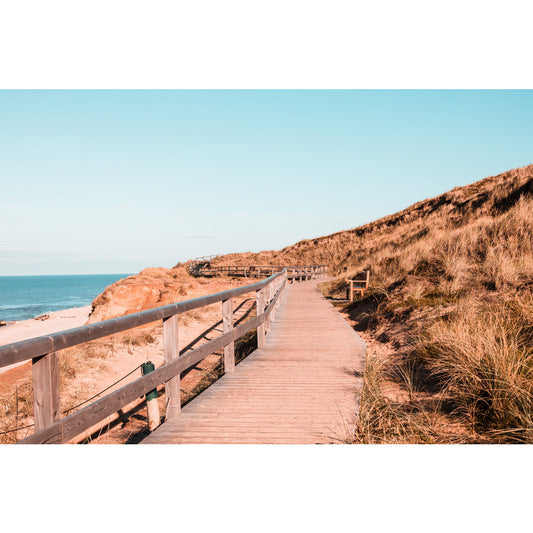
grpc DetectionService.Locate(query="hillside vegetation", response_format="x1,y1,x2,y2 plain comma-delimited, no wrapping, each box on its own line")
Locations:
213,164,533,443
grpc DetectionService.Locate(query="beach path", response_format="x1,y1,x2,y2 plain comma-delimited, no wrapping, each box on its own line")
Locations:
142,280,366,444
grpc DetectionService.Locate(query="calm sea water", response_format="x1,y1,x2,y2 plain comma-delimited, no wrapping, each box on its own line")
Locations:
0,274,132,322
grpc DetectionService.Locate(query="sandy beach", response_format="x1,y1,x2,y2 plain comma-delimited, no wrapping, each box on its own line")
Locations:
0,305,91,374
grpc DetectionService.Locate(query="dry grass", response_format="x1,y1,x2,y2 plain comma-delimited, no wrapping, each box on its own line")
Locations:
122,331,157,346
214,164,533,444
415,293,533,442
0,338,114,443
353,348,441,444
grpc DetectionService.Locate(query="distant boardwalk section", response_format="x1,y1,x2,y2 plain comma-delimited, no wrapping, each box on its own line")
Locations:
187,258,328,280
143,281,365,444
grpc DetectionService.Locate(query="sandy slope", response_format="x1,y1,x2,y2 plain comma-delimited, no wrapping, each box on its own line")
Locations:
0,306,91,374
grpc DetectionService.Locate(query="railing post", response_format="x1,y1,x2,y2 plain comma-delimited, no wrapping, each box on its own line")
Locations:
163,314,181,419
256,288,266,348
273,272,284,317
32,352,61,432
271,281,278,321
222,298,235,373
265,283,272,334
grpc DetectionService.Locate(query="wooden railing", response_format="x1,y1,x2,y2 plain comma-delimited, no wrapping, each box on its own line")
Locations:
193,264,328,279
0,267,314,444
186,255,219,275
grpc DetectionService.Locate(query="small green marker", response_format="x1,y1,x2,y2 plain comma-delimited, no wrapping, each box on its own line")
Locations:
142,361,158,401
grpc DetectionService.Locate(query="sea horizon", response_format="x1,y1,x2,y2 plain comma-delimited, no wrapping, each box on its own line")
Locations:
0,272,132,277
0,273,133,322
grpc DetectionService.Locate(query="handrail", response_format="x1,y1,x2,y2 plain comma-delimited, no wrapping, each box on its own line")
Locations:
0,272,280,369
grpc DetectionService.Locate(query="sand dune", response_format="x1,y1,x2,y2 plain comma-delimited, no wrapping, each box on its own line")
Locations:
0,306,91,374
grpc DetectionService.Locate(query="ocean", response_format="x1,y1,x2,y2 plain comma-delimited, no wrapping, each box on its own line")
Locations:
0,274,132,322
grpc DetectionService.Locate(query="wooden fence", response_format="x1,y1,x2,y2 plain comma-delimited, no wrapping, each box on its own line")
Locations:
0,266,326,444
192,264,328,279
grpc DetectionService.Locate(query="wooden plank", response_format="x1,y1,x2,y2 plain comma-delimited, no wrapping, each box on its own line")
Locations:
32,352,61,432
163,314,180,418
222,298,235,373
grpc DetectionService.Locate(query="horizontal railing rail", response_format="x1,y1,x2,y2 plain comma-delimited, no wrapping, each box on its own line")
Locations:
0,266,326,443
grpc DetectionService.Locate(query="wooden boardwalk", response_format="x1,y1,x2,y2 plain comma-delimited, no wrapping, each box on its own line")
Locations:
143,280,366,444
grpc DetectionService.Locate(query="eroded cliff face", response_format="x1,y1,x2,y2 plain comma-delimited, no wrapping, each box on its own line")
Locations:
88,267,202,323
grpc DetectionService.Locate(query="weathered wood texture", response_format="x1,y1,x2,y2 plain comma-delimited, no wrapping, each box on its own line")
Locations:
142,281,366,444
32,352,61,431
163,315,180,418
222,298,235,373
256,289,266,349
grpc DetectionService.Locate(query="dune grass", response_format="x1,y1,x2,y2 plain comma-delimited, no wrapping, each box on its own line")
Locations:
214,164,533,443
415,293,533,442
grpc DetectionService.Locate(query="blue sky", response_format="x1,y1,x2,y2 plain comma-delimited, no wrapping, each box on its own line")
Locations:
1,90,532,275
